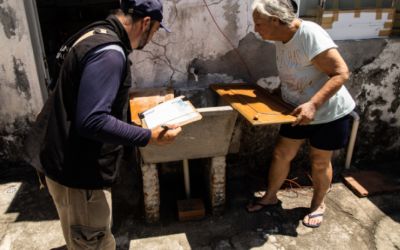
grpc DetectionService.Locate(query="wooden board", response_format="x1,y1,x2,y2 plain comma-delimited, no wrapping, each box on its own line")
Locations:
177,199,205,221
343,170,400,197
129,88,174,126
211,83,296,126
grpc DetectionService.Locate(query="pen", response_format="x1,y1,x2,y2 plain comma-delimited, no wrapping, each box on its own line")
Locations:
161,125,170,130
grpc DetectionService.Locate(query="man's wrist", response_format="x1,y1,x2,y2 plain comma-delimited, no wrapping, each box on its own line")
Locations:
144,128,152,145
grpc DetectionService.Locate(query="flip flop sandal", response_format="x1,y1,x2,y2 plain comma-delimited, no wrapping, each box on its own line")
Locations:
246,199,282,213
302,213,324,228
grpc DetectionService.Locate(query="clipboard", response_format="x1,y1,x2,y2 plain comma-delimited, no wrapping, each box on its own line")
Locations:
139,96,202,129
129,88,174,126
211,83,296,125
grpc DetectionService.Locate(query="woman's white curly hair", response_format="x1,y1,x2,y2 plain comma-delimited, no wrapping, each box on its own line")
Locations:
252,0,296,25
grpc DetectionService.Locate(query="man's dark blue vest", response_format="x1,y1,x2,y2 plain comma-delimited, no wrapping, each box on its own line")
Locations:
29,16,133,189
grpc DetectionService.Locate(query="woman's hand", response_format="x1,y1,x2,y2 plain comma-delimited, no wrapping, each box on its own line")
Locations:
291,101,317,126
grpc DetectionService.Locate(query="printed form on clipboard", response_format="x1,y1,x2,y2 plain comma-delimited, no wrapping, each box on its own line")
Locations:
139,96,202,129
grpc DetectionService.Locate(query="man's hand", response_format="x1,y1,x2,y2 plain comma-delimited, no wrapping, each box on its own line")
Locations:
291,101,317,126
149,125,182,145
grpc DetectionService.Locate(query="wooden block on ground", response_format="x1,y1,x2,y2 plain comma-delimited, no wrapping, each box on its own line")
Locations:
342,170,400,197
177,199,205,221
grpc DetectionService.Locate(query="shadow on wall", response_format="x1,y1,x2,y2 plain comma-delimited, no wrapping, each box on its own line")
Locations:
189,32,278,85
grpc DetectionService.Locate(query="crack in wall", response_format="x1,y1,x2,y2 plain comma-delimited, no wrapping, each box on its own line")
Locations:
140,40,186,87
167,0,179,27
206,0,224,7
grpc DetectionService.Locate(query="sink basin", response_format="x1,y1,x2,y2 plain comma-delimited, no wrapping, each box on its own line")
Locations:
139,105,237,163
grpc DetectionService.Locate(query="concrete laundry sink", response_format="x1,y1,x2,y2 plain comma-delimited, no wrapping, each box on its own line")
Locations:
139,105,237,163
130,88,238,222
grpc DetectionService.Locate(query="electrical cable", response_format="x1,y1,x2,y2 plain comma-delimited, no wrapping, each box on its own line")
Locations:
202,0,254,81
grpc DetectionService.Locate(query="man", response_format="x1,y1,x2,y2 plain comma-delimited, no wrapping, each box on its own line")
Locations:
246,0,355,228
29,0,181,249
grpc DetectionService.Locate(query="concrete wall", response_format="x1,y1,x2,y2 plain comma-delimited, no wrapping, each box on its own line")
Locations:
344,39,400,165
0,0,45,162
0,0,399,168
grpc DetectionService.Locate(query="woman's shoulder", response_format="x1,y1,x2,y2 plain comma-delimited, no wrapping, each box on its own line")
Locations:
298,20,333,42
300,20,326,34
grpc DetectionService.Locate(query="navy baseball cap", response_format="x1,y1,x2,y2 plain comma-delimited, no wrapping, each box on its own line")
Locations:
120,0,171,32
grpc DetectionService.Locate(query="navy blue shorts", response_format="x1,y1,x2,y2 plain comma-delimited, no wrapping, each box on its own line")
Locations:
279,115,351,150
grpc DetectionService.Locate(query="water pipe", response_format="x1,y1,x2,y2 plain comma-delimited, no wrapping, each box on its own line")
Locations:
345,111,360,169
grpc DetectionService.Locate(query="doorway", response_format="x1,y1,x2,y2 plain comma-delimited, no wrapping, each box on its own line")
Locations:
35,0,119,83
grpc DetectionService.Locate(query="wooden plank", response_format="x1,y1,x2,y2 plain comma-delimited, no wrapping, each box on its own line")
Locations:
211,83,296,126
129,88,174,126
322,16,334,23
376,9,383,20
177,199,205,221
322,8,395,14
321,16,334,27
379,29,392,36
354,0,361,17
333,11,339,21
343,175,369,197
342,170,400,197
384,21,394,28
387,8,396,19
321,22,333,29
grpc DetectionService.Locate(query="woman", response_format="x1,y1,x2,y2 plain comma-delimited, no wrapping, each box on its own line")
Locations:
247,0,355,228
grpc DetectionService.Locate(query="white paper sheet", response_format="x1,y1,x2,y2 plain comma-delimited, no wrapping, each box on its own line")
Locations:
142,97,201,129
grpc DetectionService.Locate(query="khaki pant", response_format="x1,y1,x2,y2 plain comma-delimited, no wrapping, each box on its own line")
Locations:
46,177,115,250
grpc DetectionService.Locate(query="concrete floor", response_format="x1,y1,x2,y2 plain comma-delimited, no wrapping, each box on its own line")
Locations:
1,164,400,250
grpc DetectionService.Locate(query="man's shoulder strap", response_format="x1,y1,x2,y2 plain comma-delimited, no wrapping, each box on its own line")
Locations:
48,24,121,91
56,27,119,64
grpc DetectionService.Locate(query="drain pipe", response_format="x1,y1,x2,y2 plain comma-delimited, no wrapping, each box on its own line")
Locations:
345,111,360,169
183,159,191,199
